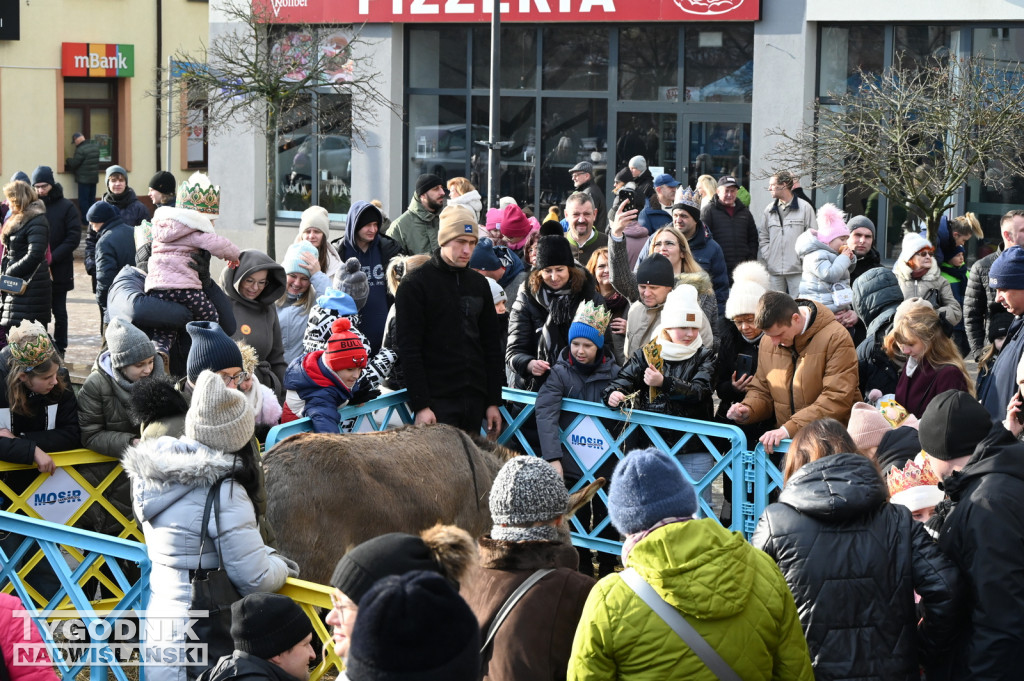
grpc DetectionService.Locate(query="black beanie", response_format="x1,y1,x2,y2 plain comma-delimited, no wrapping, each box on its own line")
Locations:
31,166,56,187
535,235,575,270
330,533,444,606
230,593,313,660
539,220,565,237
919,389,991,461
354,204,383,232
86,201,120,224
636,253,675,288
149,171,177,195
346,571,480,681
415,173,445,198
185,321,244,384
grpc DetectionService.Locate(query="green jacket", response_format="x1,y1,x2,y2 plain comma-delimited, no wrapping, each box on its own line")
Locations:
386,193,440,255
66,139,100,184
569,519,813,681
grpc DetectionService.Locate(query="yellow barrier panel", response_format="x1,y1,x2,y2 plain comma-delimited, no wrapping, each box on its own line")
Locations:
279,578,346,680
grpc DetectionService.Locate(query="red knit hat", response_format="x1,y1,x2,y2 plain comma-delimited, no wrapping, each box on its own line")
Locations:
324,318,367,371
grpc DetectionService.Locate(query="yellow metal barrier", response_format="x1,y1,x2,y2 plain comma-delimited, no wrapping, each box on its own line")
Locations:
0,450,344,676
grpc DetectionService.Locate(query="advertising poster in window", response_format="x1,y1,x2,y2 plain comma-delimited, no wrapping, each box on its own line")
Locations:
95,134,112,163
272,28,355,84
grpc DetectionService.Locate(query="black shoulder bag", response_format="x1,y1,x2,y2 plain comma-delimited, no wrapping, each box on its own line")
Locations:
189,478,242,678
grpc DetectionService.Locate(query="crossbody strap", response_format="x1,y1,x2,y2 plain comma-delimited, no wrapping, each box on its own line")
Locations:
620,568,742,681
195,478,226,574
480,568,554,654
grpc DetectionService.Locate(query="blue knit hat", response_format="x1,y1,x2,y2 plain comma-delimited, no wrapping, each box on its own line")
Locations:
282,240,319,277
86,201,120,224
469,237,503,271
608,448,698,535
990,245,1024,290
316,287,359,317
567,301,610,350
31,166,56,187
9,172,29,184
186,321,244,385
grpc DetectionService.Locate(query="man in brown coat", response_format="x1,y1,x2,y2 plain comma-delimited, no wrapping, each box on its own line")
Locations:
461,456,595,681
726,291,861,452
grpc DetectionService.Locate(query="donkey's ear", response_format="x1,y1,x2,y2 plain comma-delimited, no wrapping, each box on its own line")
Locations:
567,478,605,519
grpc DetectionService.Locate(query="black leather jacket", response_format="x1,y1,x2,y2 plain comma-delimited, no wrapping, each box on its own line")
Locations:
603,340,717,421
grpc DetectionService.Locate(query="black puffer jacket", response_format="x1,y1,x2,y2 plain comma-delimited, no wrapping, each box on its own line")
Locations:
853,267,905,396
752,453,961,681
1,201,52,328
714,324,771,443
604,339,717,421
41,184,82,291
964,248,1001,358
700,194,758,280
850,245,882,284
936,423,1024,680
506,266,604,391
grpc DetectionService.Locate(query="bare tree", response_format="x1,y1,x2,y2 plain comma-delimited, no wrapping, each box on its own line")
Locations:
763,54,1024,243
156,0,399,258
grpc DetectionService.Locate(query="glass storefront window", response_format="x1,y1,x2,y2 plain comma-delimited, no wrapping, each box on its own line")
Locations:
473,26,537,90
276,93,352,217
687,122,749,190
893,26,952,70
618,26,678,101
472,96,536,207
542,26,609,91
63,78,117,168
617,113,677,179
409,27,469,88
684,24,753,102
540,98,607,207
408,94,471,193
818,26,885,98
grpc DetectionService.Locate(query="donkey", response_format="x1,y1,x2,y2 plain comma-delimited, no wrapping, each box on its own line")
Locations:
263,424,602,586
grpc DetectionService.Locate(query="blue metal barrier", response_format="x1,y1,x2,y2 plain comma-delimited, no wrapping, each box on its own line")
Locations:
0,511,150,681
265,388,786,548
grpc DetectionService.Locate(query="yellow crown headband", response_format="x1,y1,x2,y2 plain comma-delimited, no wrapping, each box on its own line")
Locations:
7,320,54,371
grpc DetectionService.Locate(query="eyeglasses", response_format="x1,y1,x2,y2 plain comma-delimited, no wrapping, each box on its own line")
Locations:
653,240,678,248
33,184,49,190
219,370,250,386
330,593,358,620
733,316,757,328
915,249,935,258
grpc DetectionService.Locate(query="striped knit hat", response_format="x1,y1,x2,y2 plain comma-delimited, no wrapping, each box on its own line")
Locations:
324,318,367,371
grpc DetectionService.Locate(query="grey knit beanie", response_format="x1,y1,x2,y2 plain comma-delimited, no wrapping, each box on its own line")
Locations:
335,257,370,311
847,215,876,237
489,456,567,542
106,316,157,369
185,370,254,452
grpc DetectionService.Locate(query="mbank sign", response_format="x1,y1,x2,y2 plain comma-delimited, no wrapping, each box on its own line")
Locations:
62,43,134,78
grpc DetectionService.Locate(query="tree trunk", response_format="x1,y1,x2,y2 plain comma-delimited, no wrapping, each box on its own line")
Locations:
265,103,278,260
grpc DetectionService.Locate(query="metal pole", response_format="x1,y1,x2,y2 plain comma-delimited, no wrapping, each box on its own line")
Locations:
487,1,501,208
166,55,173,170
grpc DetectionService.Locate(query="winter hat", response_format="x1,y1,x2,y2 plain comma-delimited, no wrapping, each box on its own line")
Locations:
899,232,934,265
886,455,945,512
989,245,1024,291
919,390,991,461
335,257,369,310
437,204,479,247
660,284,703,329
185,321,244,385
7,320,55,371
568,300,611,350
105,316,157,369
847,402,893,452
185,369,254,452
300,205,330,237
346,571,480,681
469,237,503,271
725,261,770,319
892,297,933,328
105,165,128,181
484,208,503,233
635,253,675,288
30,166,55,187
815,203,850,244
847,215,876,237
498,203,531,242
950,245,966,260
609,448,698,535
614,167,632,184
415,173,445,198
535,235,574,270
330,533,445,605
86,201,120,224
282,241,319,277
540,220,565,237
148,171,176,195
315,287,359,317
9,171,29,184
498,196,517,210
231,593,313,660
628,155,647,173
353,204,381,232
489,456,568,542
325,318,367,371
487,278,507,307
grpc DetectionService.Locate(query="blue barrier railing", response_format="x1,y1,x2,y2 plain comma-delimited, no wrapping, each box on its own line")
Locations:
264,388,787,547
0,511,151,681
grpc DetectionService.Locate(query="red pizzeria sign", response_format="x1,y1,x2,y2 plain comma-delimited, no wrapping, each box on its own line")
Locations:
258,0,760,23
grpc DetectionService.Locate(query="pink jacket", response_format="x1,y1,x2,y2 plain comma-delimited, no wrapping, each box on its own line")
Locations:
145,208,240,292
0,593,59,681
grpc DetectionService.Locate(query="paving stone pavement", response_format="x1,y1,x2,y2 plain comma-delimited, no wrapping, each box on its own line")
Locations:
60,257,104,383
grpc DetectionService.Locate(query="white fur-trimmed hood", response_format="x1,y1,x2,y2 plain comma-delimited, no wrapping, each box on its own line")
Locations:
153,205,215,233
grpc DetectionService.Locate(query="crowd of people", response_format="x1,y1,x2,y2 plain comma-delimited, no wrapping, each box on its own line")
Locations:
0,154,1022,680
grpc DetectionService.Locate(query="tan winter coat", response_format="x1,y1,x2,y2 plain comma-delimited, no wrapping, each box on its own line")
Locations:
742,301,861,436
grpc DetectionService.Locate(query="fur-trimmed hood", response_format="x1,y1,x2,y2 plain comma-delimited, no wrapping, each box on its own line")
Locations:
421,524,478,586
892,255,942,283
477,535,578,571
1,200,45,238
675,268,713,297
153,204,215,233
128,375,190,427
121,435,236,522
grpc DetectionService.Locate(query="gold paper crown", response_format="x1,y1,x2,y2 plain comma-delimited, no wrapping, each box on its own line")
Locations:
572,300,612,336
886,456,941,498
879,399,911,428
178,172,220,216
677,187,699,211
236,341,259,376
8,320,54,370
